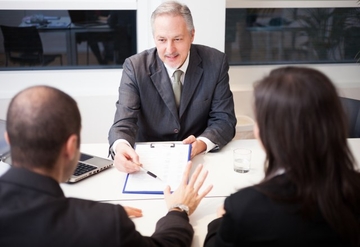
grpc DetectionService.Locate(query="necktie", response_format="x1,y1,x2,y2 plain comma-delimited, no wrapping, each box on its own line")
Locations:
172,70,183,108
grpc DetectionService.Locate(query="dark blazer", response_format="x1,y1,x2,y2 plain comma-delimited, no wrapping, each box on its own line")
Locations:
204,174,352,247
0,167,193,247
108,44,237,148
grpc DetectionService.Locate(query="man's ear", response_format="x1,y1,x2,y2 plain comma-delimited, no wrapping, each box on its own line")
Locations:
4,131,10,145
190,29,195,42
65,134,79,161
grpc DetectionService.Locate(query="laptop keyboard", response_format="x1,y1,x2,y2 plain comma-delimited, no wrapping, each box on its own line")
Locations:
73,162,97,176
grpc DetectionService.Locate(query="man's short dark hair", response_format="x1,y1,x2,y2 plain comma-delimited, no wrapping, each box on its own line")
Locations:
6,86,81,169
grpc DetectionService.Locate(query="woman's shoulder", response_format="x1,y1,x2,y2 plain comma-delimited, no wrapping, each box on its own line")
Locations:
227,174,295,206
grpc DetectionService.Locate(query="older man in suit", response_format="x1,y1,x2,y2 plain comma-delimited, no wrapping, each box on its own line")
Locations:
108,1,237,173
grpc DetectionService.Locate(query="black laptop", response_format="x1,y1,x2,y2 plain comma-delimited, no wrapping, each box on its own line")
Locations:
0,119,113,183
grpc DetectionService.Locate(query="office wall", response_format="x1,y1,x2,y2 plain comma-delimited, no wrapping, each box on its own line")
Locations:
227,0,360,120
0,0,226,145
0,0,359,145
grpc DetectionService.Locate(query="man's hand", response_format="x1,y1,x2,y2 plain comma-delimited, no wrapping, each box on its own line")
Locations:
216,204,226,218
113,142,141,173
123,206,143,218
164,161,213,216
182,135,207,159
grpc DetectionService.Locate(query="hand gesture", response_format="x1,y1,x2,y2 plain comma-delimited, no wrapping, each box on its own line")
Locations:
164,161,213,216
123,206,143,218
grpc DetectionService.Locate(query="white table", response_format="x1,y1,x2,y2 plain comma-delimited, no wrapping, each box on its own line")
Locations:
62,138,360,247
1,138,359,247
58,139,267,201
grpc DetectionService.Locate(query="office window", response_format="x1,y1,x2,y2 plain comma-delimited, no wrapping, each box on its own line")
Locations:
225,7,360,65
0,10,137,70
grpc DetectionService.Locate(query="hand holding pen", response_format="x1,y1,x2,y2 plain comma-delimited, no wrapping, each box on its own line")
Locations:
114,143,163,181
112,142,142,173
112,142,163,181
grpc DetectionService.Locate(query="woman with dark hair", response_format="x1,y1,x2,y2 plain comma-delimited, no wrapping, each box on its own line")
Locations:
204,66,360,246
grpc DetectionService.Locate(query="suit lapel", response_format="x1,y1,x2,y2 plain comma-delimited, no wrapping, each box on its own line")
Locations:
150,54,179,120
180,46,203,117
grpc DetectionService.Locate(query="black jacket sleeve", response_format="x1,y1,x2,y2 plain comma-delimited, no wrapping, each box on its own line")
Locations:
117,206,194,247
203,218,222,247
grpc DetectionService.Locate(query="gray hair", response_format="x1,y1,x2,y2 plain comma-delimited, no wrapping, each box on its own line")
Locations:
151,1,194,35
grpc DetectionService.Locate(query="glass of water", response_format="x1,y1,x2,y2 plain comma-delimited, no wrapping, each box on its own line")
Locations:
233,148,252,173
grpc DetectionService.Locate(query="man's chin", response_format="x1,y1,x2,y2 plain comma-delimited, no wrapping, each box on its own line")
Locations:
164,62,176,68
164,58,181,69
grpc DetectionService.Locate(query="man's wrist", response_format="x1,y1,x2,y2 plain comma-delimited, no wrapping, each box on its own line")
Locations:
110,139,131,159
197,136,216,153
169,203,189,215
112,139,131,153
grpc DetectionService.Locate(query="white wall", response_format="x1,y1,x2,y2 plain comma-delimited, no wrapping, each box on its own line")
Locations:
229,64,360,121
0,0,359,144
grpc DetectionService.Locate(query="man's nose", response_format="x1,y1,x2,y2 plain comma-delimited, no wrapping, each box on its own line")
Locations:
166,41,175,53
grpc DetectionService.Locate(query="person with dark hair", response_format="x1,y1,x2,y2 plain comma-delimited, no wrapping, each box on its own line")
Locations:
204,66,360,246
0,85,212,247
108,1,237,174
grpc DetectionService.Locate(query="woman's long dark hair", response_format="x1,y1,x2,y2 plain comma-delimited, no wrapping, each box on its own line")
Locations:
253,66,360,246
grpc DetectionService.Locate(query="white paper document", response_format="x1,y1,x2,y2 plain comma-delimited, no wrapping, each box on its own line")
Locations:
122,142,191,194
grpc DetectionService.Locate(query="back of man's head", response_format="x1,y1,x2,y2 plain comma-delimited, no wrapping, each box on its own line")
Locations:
6,86,81,170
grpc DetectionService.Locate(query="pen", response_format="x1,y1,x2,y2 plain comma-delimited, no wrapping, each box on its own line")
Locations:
139,166,163,182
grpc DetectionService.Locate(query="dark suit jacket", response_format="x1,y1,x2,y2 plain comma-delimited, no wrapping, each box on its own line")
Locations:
204,174,352,247
0,167,193,247
108,44,237,148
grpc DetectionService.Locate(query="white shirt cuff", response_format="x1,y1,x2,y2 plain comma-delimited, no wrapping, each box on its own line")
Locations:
197,136,216,153
111,139,131,154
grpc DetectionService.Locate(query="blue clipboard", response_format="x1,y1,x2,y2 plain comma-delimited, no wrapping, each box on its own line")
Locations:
122,142,191,194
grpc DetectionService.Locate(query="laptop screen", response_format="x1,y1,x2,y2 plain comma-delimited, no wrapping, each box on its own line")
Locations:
0,119,10,159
